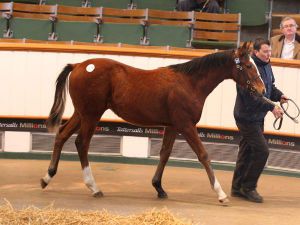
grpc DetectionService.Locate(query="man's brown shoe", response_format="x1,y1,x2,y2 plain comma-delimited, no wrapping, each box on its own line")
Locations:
240,188,263,203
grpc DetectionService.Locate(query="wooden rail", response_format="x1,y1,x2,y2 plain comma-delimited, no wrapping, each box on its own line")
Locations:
0,40,299,68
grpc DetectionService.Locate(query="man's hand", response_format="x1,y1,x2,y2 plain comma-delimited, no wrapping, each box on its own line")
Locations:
272,105,284,119
280,95,288,104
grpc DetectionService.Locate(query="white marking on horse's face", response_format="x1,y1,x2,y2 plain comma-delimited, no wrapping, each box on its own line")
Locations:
86,64,95,72
249,57,264,85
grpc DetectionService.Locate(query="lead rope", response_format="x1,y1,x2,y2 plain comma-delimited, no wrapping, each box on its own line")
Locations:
262,97,300,130
200,0,210,12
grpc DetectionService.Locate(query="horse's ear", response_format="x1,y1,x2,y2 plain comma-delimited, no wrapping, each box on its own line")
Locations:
241,41,252,52
241,41,248,49
238,41,252,56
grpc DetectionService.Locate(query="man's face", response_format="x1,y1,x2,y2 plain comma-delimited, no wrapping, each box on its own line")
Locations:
281,19,297,37
254,44,271,63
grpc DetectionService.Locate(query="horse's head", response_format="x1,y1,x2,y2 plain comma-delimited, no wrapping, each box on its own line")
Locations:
232,42,266,96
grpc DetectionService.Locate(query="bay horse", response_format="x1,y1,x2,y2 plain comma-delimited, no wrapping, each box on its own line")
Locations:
41,42,265,204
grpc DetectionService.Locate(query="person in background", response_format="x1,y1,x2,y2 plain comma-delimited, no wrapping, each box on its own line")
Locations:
231,38,288,203
271,17,300,59
176,0,221,13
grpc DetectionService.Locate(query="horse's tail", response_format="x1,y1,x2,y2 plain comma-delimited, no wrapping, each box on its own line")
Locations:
46,64,74,132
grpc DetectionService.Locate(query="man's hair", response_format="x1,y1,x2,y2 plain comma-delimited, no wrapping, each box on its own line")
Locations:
253,38,270,51
280,16,298,29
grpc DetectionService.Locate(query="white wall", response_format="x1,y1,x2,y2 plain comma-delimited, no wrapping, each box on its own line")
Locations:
0,50,299,135
266,66,300,135
3,131,31,152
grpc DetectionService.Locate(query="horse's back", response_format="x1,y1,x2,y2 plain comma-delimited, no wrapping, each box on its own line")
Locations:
71,57,176,88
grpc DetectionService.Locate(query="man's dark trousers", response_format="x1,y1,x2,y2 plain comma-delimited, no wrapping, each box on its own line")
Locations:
232,122,269,191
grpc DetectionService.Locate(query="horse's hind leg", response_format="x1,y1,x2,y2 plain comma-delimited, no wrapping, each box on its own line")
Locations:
41,112,80,189
152,126,176,198
181,125,228,204
75,115,102,197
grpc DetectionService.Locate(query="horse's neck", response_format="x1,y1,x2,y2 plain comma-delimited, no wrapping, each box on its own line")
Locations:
195,69,229,98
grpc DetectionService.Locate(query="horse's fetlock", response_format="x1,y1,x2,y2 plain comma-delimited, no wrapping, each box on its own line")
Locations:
152,179,161,188
84,177,93,185
48,168,57,177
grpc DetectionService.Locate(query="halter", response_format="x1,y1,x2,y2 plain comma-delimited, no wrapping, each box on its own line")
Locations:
234,57,261,94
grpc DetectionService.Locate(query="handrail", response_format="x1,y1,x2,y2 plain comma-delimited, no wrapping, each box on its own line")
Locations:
0,40,212,59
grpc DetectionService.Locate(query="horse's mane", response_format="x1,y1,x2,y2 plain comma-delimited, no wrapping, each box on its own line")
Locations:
169,50,234,76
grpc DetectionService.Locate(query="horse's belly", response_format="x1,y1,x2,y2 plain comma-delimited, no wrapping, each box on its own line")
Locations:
109,104,171,127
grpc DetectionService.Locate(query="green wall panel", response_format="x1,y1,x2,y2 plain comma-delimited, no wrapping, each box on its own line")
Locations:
11,18,52,40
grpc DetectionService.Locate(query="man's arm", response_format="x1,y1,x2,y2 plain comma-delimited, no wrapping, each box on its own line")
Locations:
237,85,274,112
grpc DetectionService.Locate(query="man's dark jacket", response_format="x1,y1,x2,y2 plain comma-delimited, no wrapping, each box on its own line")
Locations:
234,55,283,123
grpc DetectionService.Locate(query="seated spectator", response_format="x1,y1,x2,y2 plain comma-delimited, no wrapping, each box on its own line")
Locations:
176,0,221,13
270,17,300,60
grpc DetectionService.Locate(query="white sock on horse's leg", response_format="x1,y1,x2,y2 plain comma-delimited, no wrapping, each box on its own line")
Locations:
42,173,52,184
213,177,228,201
83,166,99,195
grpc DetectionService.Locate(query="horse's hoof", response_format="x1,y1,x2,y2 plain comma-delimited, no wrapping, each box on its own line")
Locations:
158,192,168,199
40,178,48,189
93,191,104,198
219,197,230,206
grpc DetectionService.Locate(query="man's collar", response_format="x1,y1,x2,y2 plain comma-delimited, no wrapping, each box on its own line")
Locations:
284,35,295,44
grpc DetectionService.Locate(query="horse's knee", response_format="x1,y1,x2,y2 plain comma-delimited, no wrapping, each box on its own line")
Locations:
54,135,68,149
48,168,57,177
159,151,171,163
198,151,209,163
58,124,66,133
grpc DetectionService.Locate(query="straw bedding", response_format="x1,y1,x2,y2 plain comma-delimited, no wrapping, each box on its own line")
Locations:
0,200,194,225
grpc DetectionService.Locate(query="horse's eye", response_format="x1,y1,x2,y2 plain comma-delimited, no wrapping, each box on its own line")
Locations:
246,64,252,69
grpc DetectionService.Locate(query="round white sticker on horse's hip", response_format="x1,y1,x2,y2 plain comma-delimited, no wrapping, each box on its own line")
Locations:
86,64,95,72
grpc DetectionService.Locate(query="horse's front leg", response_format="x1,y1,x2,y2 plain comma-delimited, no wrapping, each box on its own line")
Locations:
152,126,177,198
181,125,229,204
75,116,102,197
41,113,80,189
